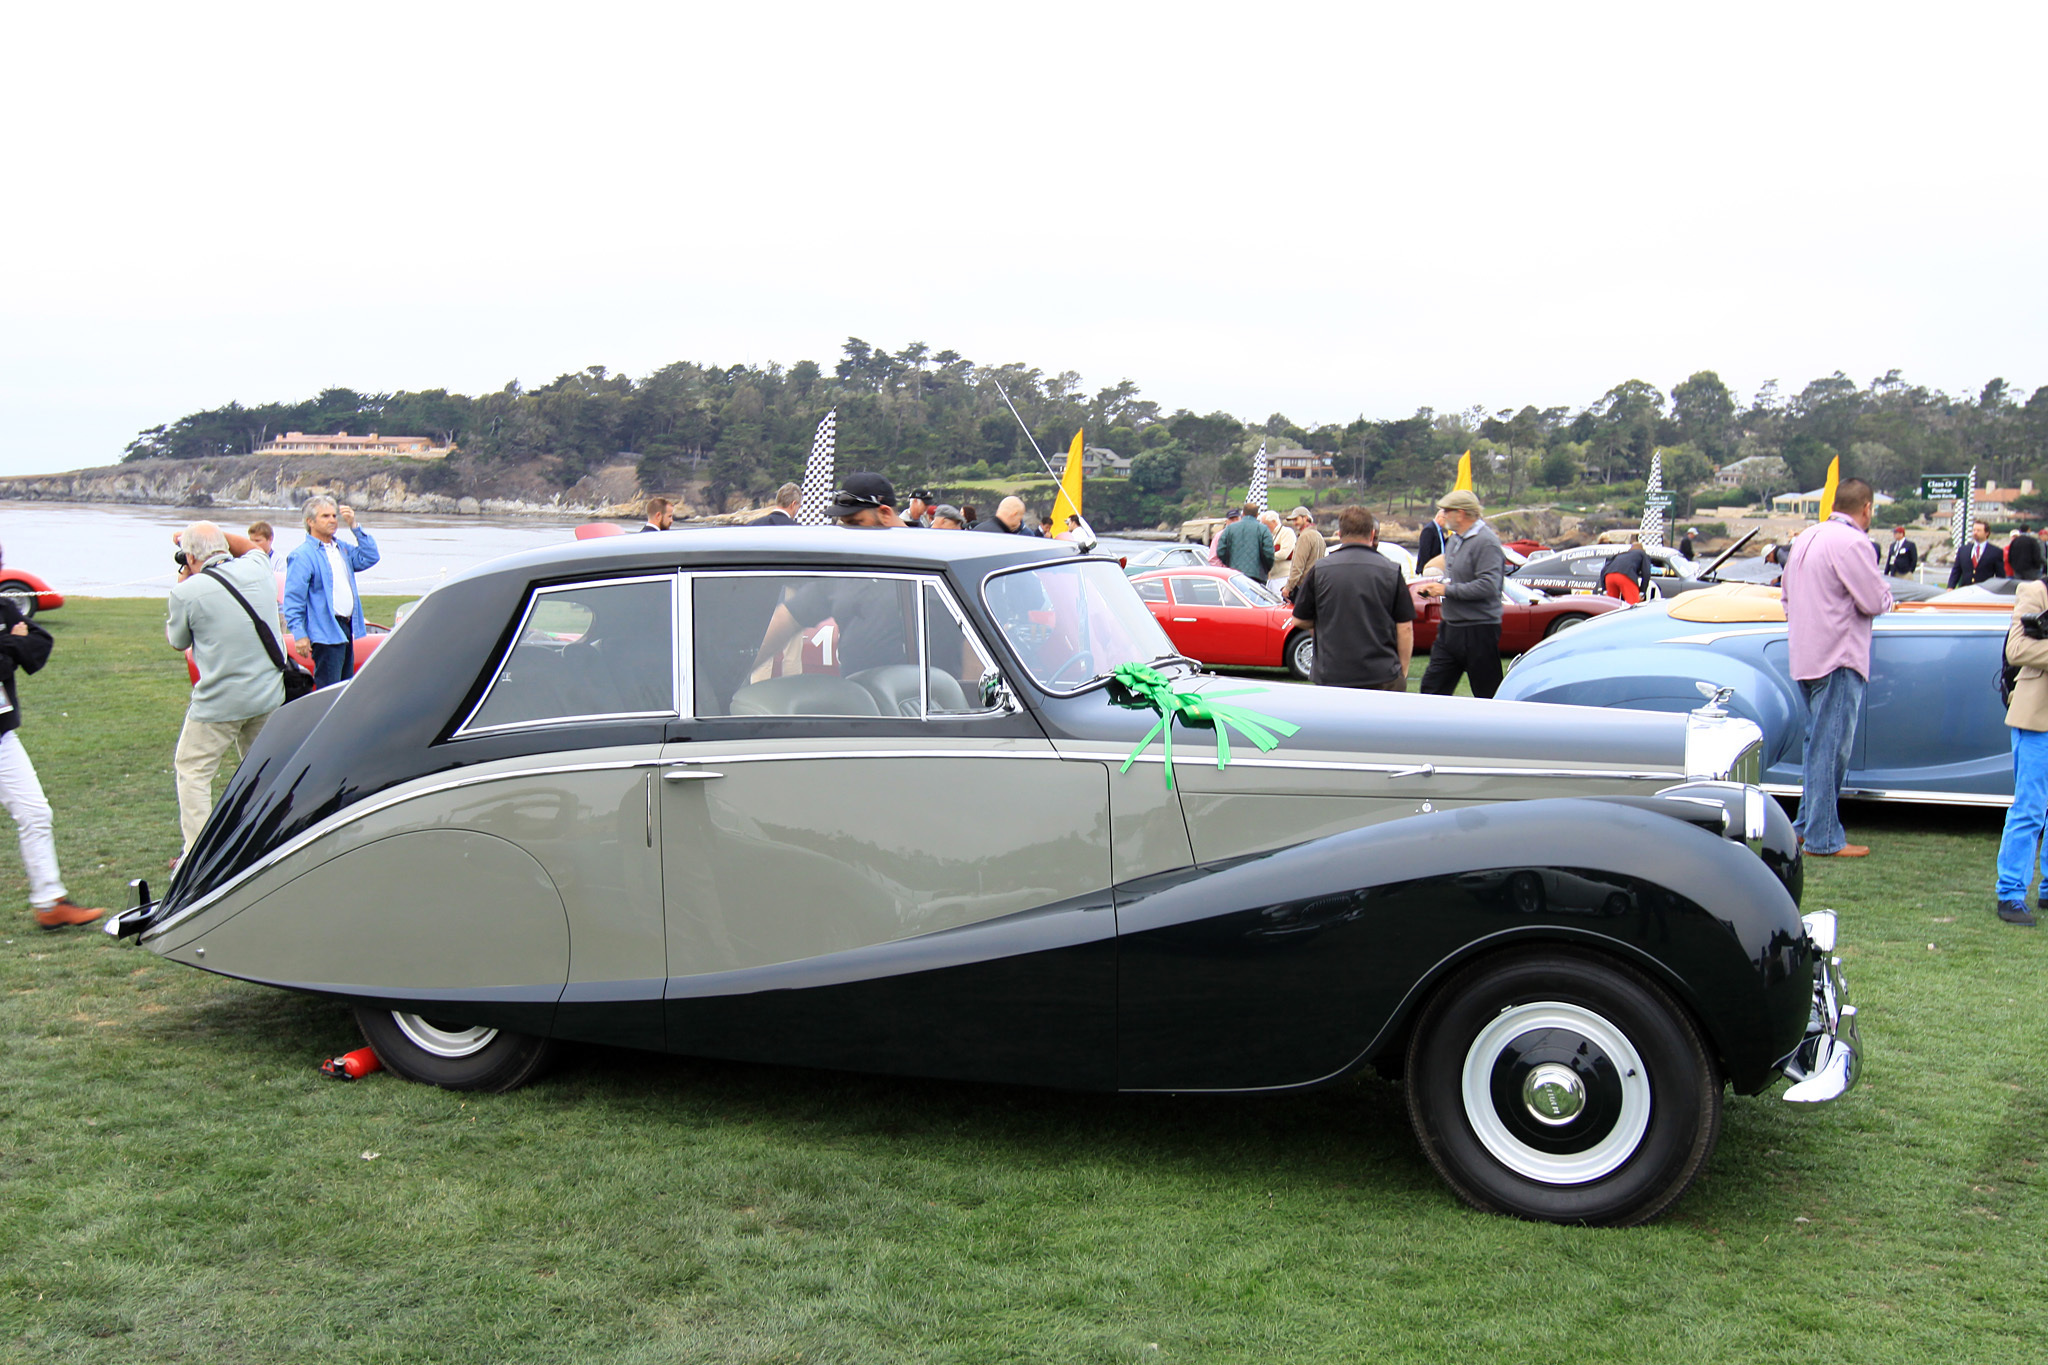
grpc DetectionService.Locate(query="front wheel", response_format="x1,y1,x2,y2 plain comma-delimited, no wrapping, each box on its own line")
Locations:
1404,949,1720,1225
1285,630,1315,679
354,1005,557,1092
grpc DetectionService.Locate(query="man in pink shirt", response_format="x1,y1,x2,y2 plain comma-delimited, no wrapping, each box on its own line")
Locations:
1780,478,1895,857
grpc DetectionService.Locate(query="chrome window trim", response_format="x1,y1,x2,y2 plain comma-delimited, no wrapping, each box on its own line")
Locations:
454,572,681,738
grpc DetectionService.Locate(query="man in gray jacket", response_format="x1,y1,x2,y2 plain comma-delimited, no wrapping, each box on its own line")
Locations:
167,522,286,862
1416,489,1505,698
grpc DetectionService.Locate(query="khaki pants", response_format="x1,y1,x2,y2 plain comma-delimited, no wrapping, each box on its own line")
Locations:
175,711,270,854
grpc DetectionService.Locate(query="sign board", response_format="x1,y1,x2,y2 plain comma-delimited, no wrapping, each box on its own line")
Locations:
1644,494,1673,509
1921,474,1970,501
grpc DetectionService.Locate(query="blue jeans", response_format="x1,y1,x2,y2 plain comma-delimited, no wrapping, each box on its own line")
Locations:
1995,727,2048,901
1795,667,1866,854
310,616,356,689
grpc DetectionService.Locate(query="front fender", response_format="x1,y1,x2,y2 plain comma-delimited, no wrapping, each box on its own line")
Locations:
1114,796,1812,1095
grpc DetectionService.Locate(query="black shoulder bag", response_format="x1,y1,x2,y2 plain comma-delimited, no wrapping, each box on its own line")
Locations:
200,565,318,703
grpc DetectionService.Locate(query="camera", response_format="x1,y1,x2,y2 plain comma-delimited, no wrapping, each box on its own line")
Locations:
2020,612,2048,641
173,549,190,570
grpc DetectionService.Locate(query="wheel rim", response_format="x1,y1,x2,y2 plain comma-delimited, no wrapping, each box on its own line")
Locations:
1461,1001,1651,1184
1292,635,1314,672
392,1012,498,1058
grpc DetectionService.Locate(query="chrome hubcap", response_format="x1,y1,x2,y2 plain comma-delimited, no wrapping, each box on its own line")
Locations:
1462,1001,1652,1185
1522,1063,1586,1124
392,1012,498,1059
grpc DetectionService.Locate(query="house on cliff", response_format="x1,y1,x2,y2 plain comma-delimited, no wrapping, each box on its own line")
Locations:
253,431,452,458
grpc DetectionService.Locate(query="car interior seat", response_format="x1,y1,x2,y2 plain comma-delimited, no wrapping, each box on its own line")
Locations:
728,674,882,717
844,665,972,716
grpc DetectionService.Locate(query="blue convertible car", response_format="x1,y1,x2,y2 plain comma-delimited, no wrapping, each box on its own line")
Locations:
1497,585,2015,807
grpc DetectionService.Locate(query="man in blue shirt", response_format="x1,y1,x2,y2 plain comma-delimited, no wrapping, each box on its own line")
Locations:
283,496,380,688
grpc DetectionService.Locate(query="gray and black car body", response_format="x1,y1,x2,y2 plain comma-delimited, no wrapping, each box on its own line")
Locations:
110,529,1859,1226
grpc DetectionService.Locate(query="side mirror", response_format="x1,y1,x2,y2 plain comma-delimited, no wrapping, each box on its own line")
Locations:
980,668,1020,713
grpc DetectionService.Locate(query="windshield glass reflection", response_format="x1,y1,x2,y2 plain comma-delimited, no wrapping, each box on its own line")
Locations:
982,559,1179,692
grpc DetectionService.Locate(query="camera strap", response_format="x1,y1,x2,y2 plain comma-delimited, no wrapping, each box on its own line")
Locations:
200,565,294,676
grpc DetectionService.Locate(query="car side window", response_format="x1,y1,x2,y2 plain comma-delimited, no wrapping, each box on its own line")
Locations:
691,573,1007,720
1133,579,1168,603
1173,577,1227,607
461,576,678,733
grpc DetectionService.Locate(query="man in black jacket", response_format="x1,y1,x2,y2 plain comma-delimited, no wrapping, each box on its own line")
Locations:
1882,526,1919,577
0,598,102,929
1950,520,2004,587
2005,524,2043,581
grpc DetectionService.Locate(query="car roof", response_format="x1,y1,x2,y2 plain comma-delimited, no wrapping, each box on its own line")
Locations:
446,525,1085,593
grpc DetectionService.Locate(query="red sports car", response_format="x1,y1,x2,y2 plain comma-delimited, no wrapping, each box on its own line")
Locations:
1129,567,1316,677
0,570,64,618
1409,576,1626,654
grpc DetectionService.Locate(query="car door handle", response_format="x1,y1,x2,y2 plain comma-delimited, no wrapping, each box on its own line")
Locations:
662,767,724,781
1173,616,1197,622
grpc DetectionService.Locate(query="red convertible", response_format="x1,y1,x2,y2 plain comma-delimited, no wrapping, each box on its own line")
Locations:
1130,567,1316,677
1409,576,1626,654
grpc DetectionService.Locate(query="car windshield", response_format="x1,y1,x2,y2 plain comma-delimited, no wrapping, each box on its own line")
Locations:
982,558,1181,692
1229,572,1281,605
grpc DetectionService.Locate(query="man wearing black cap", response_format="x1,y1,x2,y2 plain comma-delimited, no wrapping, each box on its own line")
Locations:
903,489,935,528
823,473,907,529
749,474,913,675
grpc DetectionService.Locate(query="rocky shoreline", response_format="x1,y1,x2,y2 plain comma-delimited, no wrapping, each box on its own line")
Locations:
0,454,668,520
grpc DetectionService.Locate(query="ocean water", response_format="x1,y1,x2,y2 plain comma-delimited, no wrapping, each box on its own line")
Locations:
0,501,625,598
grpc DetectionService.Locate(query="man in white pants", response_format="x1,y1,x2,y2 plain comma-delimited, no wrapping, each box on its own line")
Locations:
167,522,285,865
0,594,102,929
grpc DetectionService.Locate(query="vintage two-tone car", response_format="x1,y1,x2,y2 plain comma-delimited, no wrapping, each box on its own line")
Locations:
1498,582,2015,806
109,529,1856,1225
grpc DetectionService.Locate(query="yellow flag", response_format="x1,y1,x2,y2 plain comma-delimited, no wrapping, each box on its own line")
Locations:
1050,429,1084,534
1817,456,1840,522
1454,450,1473,491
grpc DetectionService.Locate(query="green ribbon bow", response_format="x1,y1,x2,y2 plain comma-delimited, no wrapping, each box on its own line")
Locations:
1109,662,1301,789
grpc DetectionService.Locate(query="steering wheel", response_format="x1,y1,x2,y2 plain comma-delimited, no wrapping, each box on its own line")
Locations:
1046,650,1096,689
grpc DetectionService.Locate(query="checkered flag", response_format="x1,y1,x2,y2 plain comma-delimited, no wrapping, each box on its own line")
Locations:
1952,465,1976,562
797,410,836,526
1638,450,1665,547
1248,439,1268,512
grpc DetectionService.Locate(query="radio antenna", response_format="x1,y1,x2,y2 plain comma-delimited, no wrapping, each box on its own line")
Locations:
992,379,1066,485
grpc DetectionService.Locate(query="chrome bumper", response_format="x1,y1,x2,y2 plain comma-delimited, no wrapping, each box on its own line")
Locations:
1780,909,1860,1103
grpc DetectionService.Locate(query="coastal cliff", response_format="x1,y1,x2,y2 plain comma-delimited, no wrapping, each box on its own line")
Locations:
0,454,685,519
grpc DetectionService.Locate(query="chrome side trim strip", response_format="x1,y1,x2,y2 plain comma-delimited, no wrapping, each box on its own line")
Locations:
1759,780,2013,808
1053,747,1685,781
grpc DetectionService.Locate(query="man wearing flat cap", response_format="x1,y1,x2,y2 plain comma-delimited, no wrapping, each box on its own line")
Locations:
1416,488,1505,698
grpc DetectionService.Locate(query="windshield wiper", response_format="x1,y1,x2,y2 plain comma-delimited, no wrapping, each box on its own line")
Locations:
1149,651,1203,674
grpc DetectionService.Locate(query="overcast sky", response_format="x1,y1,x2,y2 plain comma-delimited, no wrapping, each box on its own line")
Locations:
2,2,2041,476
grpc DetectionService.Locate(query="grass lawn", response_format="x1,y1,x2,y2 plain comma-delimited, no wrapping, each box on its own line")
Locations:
2,600,2043,1362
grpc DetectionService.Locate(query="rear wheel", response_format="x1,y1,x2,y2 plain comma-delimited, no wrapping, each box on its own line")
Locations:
1542,613,1590,637
353,1005,557,1092
0,580,37,619
1404,949,1720,1226
1285,630,1315,679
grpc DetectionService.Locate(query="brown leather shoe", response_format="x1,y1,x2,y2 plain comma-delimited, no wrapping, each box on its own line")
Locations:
35,899,106,929
1804,844,1870,858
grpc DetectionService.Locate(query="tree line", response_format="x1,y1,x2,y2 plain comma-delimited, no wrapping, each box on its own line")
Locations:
122,341,2048,523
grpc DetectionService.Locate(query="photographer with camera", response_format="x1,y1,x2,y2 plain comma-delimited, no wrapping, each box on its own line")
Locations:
166,522,287,866
1993,582,2048,926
